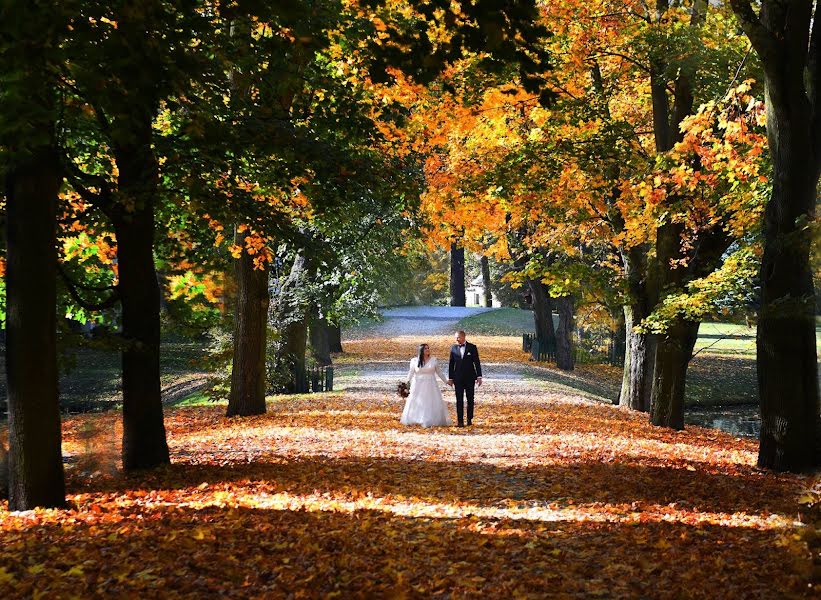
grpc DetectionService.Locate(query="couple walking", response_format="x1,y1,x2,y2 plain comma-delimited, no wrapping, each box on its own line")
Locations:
400,330,483,428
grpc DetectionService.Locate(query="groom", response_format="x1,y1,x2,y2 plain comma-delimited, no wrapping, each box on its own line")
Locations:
448,330,482,427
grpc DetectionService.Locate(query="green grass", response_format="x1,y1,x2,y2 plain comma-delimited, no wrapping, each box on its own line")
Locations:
456,308,537,336
686,354,758,407
694,321,821,357
167,390,216,408
692,322,757,356
0,334,208,414
456,311,821,359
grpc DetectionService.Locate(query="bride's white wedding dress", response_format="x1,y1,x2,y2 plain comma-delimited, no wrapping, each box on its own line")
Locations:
401,356,451,427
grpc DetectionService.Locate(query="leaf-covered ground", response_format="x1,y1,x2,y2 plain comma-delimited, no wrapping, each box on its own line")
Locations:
0,353,816,598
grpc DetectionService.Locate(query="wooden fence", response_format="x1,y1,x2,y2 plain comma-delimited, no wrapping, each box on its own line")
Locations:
524,331,624,367
291,365,334,394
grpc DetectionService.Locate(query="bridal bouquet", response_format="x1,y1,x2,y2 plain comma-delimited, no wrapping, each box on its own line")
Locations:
396,381,410,399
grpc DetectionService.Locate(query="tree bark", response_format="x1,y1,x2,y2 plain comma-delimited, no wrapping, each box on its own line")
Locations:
273,252,311,393
555,295,576,371
5,148,66,509
727,0,821,471
450,242,466,307
612,308,626,369
227,228,270,416
618,247,655,412
756,125,820,471
0,443,8,500
329,323,343,353
619,307,654,412
649,219,730,428
527,279,556,347
111,123,169,471
649,320,700,428
480,255,493,307
309,306,333,367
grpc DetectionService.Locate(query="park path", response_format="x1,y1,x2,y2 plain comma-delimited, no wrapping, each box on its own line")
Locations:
339,305,616,405
344,305,496,339
3,311,810,599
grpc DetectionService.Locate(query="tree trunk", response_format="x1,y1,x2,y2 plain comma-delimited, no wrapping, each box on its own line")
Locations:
111,129,169,471
649,320,700,429
450,242,466,307
309,306,333,367
273,252,311,393
756,131,819,471
729,0,821,472
5,148,66,510
0,442,8,500
618,240,656,412
480,255,493,307
329,323,343,353
227,228,270,416
619,304,654,412
619,311,654,413
555,295,575,371
630,0,705,423
612,308,626,368
527,279,556,347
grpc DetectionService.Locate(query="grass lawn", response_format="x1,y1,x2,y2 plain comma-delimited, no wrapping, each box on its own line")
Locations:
455,309,821,407
457,307,537,335
0,335,208,414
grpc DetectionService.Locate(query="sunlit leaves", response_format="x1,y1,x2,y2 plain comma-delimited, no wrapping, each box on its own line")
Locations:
0,340,813,597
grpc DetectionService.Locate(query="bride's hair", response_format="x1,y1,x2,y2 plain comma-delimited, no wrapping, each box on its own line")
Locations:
417,343,429,368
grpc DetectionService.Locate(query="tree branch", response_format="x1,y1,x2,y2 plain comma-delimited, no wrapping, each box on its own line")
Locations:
57,263,120,311
58,263,117,293
728,0,778,61
62,157,114,213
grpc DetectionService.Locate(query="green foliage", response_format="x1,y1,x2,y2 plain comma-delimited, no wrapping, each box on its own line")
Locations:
377,246,450,307
642,246,760,334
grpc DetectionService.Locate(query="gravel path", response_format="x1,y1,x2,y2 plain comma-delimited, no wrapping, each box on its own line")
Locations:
335,360,615,407
346,306,496,339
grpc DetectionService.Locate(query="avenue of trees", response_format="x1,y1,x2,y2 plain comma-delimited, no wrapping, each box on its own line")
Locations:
0,0,819,510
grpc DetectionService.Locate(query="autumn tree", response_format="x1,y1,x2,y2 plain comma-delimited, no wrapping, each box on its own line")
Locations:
61,0,215,468
730,0,821,472
408,0,761,404
450,242,467,307
0,0,67,509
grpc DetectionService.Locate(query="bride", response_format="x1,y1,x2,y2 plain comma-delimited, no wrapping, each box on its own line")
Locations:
401,343,452,428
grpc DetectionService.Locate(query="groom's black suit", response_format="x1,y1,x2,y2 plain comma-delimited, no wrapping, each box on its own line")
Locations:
449,342,482,426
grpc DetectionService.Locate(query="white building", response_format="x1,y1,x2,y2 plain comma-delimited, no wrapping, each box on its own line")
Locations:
465,274,501,307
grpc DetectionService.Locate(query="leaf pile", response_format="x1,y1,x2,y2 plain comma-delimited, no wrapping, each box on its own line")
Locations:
0,367,815,598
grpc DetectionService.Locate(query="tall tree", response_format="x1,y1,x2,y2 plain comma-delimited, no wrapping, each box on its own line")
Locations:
730,0,821,471
480,255,493,307
62,1,209,469
0,0,66,509
647,0,714,429
450,242,466,307
227,227,270,416
528,279,557,349
273,251,312,393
